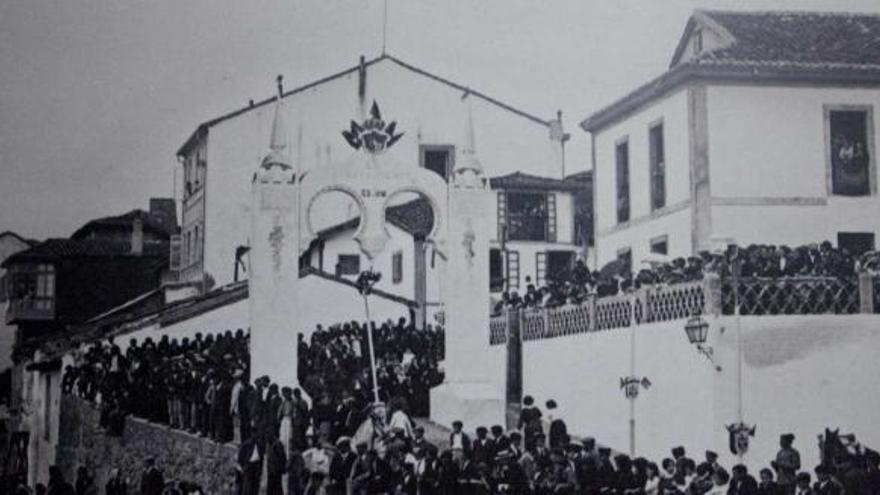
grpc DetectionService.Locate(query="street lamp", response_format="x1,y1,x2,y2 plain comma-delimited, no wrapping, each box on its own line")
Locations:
683,314,721,371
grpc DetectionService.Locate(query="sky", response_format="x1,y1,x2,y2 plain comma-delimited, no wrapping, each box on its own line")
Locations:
2,0,879,240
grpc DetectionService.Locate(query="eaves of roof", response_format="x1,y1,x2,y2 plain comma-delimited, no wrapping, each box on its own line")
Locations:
579,61,880,134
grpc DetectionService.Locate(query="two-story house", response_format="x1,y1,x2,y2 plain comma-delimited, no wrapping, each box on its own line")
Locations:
581,10,880,269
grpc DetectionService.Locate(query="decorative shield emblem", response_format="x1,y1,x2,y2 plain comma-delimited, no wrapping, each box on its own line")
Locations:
342,101,404,154
727,422,756,456
620,376,651,399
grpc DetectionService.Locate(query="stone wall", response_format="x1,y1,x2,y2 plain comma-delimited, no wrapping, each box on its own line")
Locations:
56,395,238,493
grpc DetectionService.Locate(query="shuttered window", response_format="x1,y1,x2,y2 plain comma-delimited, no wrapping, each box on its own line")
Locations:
506,251,520,290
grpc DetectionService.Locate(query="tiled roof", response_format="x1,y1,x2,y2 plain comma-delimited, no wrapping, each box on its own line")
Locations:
0,231,38,247
490,172,582,191
582,10,880,132
2,239,166,267
385,197,435,237
71,209,175,240
564,170,593,183
690,10,880,69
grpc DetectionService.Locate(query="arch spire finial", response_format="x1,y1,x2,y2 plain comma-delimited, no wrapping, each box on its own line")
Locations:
261,77,293,172
454,99,484,186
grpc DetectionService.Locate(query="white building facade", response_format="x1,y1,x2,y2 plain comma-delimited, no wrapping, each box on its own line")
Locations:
176,55,574,291
582,10,880,268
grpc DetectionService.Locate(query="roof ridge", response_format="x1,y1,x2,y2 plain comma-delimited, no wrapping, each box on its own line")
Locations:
698,9,880,18
177,54,390,155
383,55,551,128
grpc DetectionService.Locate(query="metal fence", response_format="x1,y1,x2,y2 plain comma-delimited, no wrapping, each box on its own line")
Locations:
489,275,879,346
721,277,860,315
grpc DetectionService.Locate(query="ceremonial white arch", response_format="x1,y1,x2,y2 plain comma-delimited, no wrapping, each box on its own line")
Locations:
248,98,504,427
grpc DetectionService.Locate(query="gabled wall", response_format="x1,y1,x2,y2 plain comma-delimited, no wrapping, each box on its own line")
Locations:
195,58,560,287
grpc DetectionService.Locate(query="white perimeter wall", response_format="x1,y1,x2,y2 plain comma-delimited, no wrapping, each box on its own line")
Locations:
517,313,880,473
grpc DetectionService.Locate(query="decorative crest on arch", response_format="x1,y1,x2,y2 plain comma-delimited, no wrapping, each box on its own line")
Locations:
342,101,404,154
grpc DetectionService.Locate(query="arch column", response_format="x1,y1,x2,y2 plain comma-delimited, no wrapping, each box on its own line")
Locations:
430,107,504,428
248,174,301,389
248,98,302,390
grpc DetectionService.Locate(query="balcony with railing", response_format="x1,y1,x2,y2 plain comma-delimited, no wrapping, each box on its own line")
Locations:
5,297,55,324
489,273,880,345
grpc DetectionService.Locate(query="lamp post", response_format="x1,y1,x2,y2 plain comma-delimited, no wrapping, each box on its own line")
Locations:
356,269,383,404
621,286,651,456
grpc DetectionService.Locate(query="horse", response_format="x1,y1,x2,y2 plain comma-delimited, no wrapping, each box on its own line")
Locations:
818,428,859,469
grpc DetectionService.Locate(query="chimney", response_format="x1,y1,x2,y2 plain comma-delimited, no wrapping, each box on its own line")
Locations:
131,217,144,255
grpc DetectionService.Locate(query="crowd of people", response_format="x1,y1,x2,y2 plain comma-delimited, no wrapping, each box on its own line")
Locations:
62,330,250,442
234,393,878,495
15,461,205,495
298,318,445,417
56,317,451,494
494,242,880,313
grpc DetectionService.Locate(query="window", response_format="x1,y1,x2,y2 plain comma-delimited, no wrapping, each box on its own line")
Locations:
420,145,455,181
490,249,504,292
650,235,669,255
617,248,632,275
506,192,555,242
185,231,192,266
392,251,403,284
693,30,703,54
193,225,200,262
10,263,55,311
506,251,520,291
649,123,666,210
838,232,875,257
169,234,183,271
336,254,360,276
827,107,873,196
616,139,630,223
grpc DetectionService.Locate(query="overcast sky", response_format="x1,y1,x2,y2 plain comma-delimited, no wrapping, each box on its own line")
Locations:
2,0,879,240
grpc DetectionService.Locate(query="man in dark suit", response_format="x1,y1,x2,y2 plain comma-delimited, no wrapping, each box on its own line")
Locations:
813,465,845,495
266,434,287,495
471,426,493,466
729,464,759,495
449,420,472,463
238,433,265,495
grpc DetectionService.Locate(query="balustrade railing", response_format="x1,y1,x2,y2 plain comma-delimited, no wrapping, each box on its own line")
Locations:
489,315,508,346
488,274,880,346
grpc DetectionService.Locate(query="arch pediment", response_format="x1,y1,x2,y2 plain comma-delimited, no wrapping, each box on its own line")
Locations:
300,150,448,260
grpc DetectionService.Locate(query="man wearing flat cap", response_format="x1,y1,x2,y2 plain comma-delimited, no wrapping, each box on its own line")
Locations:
773,433,801,493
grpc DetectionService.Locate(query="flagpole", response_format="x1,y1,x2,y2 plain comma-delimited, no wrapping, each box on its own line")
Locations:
363,294,381,404
381,0,389,55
